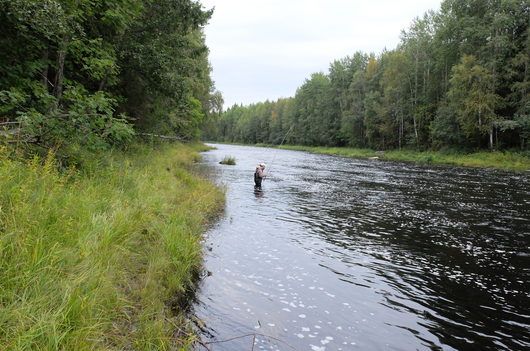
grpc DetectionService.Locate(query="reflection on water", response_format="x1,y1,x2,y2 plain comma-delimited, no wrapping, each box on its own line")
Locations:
192,144,530,351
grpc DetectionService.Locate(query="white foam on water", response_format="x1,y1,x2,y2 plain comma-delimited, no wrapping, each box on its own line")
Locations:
298,314,307,318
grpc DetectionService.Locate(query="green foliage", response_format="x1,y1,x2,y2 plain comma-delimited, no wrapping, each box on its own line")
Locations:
430,102,466,148
1,0,218,158
117,2,214,138
15,85,134,158
448,54,500,146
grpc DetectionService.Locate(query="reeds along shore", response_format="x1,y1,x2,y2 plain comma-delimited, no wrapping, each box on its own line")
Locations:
0,143,224,350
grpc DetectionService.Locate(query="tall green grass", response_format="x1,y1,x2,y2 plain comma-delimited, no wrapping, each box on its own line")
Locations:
0,143,224,350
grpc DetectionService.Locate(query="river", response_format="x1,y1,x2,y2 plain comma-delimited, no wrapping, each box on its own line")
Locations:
192,143,530,351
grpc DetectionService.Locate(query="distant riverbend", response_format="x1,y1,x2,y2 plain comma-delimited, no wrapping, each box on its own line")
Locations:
193,143,530,351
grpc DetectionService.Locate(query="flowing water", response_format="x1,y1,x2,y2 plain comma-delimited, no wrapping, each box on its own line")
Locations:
192,144,530,351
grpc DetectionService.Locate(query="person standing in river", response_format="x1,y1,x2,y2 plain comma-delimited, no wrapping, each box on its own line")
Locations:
254,163,267,189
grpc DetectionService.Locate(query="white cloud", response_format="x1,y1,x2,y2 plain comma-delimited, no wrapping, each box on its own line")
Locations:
201,0,442,107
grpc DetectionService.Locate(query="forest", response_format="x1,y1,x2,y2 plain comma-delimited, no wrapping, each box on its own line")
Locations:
207,0,530,153
0,0,220,160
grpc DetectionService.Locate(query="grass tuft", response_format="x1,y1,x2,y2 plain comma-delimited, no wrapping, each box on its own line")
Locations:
219,155,236,165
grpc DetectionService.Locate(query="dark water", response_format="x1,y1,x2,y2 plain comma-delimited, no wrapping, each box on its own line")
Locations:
192,144,530,351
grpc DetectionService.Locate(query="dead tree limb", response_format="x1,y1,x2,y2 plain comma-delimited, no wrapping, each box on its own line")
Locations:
137,133,183,141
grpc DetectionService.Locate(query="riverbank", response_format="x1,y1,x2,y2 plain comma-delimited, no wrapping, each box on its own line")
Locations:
0,143,224,350
254,144,530,172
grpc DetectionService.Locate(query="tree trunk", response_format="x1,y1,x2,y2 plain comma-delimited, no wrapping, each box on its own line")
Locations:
495,125,498,149
98,75,108,91
398,117,401,150
41,48,49,90
444,62,448,93
478,106,482,128
489,125,493,150
53,35,69,104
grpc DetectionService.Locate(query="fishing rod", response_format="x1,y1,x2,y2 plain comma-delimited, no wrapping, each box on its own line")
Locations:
265,124,294,180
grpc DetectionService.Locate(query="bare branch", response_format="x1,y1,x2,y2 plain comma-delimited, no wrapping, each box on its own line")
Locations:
203,332,299,350
0,121,22,126
137,133,183,141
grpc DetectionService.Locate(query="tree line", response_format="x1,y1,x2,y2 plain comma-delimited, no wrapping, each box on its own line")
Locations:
207,0,529,152
0,0,219,158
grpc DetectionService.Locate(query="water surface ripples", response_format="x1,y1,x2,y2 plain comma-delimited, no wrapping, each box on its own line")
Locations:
193,144,530,351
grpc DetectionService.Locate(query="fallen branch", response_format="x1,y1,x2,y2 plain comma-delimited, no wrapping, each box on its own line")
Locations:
0,121,22,126
164,317,213,351
137,133,183,141
165,317,299,351
201,332,299,350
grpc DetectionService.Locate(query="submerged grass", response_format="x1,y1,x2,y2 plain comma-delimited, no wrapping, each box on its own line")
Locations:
0,143,224,350
274,145,530,172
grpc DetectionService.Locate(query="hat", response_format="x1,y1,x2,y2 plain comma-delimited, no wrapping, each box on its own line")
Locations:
259,163,266,167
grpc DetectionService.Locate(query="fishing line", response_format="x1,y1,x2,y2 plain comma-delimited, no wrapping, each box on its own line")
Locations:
265,125,294,180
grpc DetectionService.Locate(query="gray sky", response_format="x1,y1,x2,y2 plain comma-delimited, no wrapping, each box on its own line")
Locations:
201,0,442,108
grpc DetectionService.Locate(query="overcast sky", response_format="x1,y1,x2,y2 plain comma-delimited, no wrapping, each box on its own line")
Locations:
200,0,442,108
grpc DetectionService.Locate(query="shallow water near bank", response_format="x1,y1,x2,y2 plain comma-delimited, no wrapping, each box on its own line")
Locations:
192,143,530,351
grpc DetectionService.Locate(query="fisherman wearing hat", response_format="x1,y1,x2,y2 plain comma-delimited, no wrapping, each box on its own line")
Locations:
254,163,268,189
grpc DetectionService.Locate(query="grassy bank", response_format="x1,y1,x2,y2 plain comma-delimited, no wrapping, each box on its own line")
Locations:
274,145,530,172
0,143,224,350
